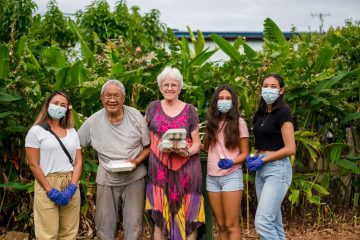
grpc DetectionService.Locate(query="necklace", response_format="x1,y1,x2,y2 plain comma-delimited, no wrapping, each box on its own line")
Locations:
261,111,271,127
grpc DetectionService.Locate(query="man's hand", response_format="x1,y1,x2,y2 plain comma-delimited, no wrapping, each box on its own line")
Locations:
129,159,138,170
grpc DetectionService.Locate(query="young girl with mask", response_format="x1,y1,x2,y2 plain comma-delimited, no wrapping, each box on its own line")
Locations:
25,91,82,239
204,84,249,240
246,74,295,240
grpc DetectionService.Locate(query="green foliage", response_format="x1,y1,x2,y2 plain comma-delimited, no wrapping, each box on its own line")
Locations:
0,0,37,43
75,0,170,51
41,0,76,47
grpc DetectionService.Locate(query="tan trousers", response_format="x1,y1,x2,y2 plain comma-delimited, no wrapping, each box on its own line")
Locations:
34,172,80,240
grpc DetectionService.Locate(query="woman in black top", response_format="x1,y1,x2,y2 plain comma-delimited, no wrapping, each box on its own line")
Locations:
246,73,296,240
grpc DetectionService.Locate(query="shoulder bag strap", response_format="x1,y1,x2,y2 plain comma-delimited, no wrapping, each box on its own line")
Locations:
38,122,73,164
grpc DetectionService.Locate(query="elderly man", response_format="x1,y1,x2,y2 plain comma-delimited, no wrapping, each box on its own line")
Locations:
78,80,150,240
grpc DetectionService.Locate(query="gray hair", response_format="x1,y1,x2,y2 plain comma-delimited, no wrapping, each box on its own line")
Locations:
101,79,126,96
157,66,183,88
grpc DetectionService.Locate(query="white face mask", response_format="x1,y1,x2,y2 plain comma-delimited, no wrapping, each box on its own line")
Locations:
217,100,232,113
261,87,279,104
48,103,67,119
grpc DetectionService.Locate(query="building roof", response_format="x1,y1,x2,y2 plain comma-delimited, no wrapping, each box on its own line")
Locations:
173,31,298,41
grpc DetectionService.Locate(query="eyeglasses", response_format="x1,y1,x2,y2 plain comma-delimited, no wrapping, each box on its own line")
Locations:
103,94,122,100
162,83,179,89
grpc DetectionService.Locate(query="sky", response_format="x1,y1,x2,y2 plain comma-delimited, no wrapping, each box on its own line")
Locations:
33,0,360,32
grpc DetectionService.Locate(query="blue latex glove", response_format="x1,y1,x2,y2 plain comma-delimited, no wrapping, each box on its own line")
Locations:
47,188,68,206
247,156,265,171
61,183,77,203
245,154,256,169
218,158,234,169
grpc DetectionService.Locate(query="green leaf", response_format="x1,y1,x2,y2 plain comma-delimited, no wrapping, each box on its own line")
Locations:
341,112,360,124
180,36,190,67
110,63,124,77
69,20,96,66
307,195,321,205
312,183,330,195
0,182,28,190
320,173,330,190
14,36,26,60
243,43,257,62
210,34,242,63
45,47,67,68
330,134,344,164
72,109,82,129
70,60,87,85
314,69,360,92
0,45,10,79
288,189,300,204
335,159,360,174
312,46,334,73
263,18,289,52
27,47,41,70
5,126,28,133
0,90,22,102
186,49,217,71
54,67,69,90
186,26,204,56
0,111,20,118
233,36,245,49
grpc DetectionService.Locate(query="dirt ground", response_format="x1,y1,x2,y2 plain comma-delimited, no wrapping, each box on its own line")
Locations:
1,215,359,240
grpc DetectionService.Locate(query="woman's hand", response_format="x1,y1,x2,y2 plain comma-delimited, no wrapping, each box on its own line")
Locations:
170,141,190,157
170,147,190,157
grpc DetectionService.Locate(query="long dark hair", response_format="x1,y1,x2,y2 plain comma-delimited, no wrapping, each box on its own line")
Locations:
34,90,74,128
257,73,289,112
204,84,240,151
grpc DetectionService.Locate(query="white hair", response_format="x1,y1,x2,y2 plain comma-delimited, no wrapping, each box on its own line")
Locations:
157,66,183,88
101,79,126,96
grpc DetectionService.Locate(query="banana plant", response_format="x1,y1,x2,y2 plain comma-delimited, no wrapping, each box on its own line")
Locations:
263,17,289,56
175,27,217,114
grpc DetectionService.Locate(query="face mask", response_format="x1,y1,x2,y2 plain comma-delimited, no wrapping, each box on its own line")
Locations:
261,87,279,104
48,103,67,120
217,100,232,113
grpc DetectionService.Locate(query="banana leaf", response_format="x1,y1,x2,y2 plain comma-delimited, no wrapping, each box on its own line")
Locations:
69,20,96,67
263,18,289,52
312,46,334,73
210,34,241,64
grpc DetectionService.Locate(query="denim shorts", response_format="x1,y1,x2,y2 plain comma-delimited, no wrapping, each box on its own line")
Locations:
206,168,244,192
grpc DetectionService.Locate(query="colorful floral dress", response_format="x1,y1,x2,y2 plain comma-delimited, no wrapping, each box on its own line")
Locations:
145,100,205,240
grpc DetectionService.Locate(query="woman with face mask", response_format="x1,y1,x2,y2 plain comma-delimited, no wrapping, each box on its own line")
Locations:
25,91,82,239
246,74,296,240
204,84,249,240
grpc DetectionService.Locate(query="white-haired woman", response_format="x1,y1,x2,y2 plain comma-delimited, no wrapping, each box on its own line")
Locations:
145,67,205,239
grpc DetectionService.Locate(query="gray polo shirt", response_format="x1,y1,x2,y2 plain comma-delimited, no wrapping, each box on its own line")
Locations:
78,106,150,186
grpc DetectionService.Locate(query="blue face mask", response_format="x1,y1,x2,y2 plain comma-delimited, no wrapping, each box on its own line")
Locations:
217,100,232,113
261,87,279,104
48,103,67,120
